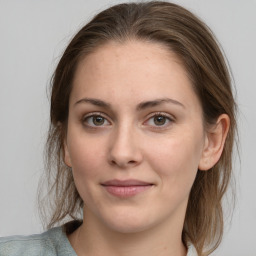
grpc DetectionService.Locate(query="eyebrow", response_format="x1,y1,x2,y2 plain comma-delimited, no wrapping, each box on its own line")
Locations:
74,98,111,108
74,97,185,110
136,98,185,110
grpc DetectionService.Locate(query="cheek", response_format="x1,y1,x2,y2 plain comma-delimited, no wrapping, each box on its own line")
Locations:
145,131,204,187
146,138,201,210
67,133,106,182
67,137,105,206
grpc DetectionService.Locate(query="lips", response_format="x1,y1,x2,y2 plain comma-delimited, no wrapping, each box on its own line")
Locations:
101,179,153,198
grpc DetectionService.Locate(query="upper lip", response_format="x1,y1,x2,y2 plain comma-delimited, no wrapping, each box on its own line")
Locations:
101,179,153,186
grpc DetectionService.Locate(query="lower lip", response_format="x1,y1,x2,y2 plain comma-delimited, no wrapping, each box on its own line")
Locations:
103,185,152,198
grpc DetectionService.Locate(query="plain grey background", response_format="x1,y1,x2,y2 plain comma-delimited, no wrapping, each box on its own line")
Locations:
0,1,255,255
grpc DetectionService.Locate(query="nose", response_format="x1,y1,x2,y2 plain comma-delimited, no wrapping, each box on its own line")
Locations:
108,125,143,168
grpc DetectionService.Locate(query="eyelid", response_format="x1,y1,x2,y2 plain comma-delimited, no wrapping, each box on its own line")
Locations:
82,112,112,127
81,111,175,129
143,112,175,128
147,111,174,119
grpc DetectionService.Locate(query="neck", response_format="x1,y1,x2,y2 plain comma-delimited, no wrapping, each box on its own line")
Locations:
68,208,187,256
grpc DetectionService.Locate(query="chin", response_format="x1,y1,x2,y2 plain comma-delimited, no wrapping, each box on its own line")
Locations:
100,208,157,234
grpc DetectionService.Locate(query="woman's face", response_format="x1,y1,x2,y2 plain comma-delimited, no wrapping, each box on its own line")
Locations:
64,40,207,233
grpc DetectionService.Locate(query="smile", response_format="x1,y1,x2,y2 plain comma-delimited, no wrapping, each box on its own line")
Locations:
101,179,153,198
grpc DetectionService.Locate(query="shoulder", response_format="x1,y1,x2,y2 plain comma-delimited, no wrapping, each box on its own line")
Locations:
0,226,76,256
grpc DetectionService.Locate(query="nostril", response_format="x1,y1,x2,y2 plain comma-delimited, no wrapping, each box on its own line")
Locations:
111,160,117,165
110,159,137,167
128,160,136,164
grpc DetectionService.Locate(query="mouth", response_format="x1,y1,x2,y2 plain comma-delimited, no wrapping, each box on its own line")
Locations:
101,179,154,198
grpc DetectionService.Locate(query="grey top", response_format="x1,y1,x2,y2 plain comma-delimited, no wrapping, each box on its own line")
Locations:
0,226,198,256
0,227,76,256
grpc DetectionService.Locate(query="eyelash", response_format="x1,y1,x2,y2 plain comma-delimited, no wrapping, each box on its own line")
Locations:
81,112,174,129
82,112,111,128
144,112,174,129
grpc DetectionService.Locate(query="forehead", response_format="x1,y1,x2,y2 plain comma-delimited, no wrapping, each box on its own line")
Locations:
71,40,201,112
76,40,182,78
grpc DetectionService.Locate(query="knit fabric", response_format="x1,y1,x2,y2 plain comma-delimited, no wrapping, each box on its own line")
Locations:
0,227,198,256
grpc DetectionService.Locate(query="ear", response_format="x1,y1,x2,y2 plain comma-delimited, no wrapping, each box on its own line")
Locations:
63,139,72,168
199,114,230,171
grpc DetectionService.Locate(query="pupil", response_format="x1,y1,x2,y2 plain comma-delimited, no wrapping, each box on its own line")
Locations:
154,116,166,125
93,116,104,125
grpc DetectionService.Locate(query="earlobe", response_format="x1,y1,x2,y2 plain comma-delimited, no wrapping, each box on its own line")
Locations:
64,140,72,168
199,114,230,171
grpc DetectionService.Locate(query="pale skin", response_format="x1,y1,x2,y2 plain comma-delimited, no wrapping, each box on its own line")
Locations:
64,40,230,256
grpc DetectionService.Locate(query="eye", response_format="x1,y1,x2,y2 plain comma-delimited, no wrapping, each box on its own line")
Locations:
145,113,173,127
153,115,167,126
83,114,111,127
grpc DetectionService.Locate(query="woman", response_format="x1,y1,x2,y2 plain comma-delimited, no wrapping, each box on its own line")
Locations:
0,1,237,256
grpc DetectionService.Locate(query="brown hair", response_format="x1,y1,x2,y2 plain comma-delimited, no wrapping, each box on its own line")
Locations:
39,1,237,255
